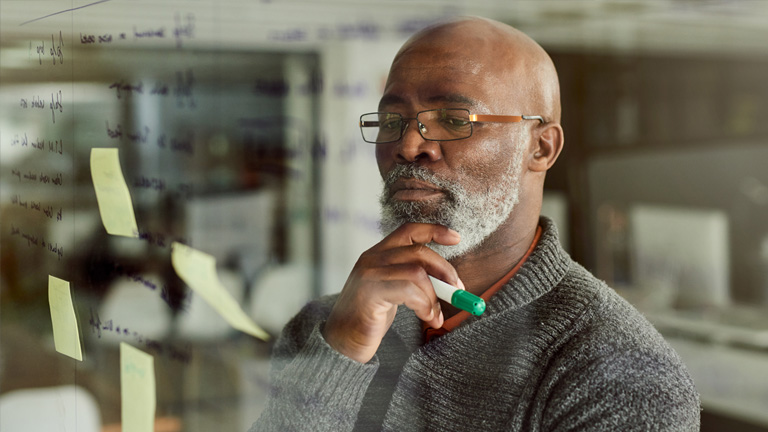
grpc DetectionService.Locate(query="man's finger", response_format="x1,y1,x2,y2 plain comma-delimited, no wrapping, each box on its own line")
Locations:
375,245,459,287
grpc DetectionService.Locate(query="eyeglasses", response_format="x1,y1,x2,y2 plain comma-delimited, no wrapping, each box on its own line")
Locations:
359,108,544,144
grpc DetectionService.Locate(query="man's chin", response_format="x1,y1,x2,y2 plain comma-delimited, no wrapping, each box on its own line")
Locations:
385,197,448,220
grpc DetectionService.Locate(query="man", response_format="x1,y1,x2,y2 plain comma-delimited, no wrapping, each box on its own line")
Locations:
251,17,699,431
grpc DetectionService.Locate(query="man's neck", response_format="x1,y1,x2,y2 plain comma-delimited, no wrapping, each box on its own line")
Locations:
450,218,539,298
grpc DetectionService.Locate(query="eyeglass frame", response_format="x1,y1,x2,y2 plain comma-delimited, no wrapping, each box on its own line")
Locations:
358,108,545,144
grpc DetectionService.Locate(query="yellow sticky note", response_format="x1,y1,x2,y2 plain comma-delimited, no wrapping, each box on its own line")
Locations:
121,342,156,432
48,276,83,361
171,242,270,341
90,148,139,237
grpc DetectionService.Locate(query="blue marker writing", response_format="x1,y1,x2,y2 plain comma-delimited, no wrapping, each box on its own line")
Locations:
429,276,486,316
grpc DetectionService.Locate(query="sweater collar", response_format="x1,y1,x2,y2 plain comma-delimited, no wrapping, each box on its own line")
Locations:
485,216,571,314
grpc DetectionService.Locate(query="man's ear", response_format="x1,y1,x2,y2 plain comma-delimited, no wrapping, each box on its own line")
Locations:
529,123,564,172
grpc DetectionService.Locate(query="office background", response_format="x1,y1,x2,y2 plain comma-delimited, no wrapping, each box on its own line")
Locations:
1,1,767,431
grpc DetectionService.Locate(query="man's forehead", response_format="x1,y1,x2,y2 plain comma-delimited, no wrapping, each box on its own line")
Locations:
380,57,500,112
378,92,485,111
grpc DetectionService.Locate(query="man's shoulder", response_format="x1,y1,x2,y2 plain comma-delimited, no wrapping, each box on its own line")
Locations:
547,263,691,376
553,262,664,341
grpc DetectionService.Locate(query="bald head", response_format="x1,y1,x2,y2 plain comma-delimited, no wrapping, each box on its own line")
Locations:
392,17,561,123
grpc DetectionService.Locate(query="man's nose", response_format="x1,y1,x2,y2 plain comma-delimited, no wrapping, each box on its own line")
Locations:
395,119,441,163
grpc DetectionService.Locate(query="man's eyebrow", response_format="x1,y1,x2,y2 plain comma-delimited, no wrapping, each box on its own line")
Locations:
378,93,481,111
378,94,405,110
426,94,478,107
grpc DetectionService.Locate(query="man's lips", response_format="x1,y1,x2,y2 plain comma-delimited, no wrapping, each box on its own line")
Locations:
389,178,444,201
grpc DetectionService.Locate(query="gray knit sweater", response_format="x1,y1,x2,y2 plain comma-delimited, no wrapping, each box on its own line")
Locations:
249,218,700,431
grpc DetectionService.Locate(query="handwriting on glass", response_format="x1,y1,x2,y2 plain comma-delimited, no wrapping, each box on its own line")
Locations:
79,13,194,48
105,122,194,155
9,225,64,260
19,92,64,125
89,309,192,364
10,194,63,221
109,69,195,107
104,260,191,311
10,133,64,155
30,31,64,65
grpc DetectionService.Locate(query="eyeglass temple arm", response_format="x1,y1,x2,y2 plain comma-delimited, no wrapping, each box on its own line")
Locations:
469,114,544,123
359,119,424,130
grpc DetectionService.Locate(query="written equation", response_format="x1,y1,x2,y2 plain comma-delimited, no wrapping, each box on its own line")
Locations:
78,12,195,48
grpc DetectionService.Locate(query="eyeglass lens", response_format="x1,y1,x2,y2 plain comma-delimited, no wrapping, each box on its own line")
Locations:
360,109,472,143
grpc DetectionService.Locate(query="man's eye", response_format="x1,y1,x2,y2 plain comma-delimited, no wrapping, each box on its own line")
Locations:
439,116,470,128
381,119,402,130
445,117,469,126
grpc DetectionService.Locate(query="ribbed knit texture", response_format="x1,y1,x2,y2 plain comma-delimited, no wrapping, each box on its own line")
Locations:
249,218,700,431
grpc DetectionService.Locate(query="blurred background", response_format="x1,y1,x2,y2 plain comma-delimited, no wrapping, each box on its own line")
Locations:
1,1,767,431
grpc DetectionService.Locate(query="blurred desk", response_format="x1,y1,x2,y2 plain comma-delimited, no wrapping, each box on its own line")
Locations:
648,307,768,349
646,308,768,429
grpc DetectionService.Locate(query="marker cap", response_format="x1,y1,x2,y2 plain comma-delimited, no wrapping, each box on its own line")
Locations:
451,290,486,316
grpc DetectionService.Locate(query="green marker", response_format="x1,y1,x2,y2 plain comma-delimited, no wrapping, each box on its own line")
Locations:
429,276,486,316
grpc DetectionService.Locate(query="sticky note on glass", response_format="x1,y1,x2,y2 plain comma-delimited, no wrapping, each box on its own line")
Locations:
91,148,139,237
121,342,156,432
171,242,270,341
48,276,83,361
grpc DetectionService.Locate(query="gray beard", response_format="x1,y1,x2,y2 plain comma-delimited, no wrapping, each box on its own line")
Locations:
378,148,524,261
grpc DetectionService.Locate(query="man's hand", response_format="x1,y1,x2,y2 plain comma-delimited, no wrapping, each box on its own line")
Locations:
322,223,463,363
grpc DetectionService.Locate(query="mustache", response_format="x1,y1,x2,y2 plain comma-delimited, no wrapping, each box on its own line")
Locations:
382,164,456,197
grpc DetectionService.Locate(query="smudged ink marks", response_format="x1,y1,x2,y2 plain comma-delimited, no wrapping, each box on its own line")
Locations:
173,68,195,108
109,80,144,99
252,73,324,97
321,206,381,236
173,12,195,48
132,175,193,201
133,176,166,191
316,22,380,41
268,28,307,42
